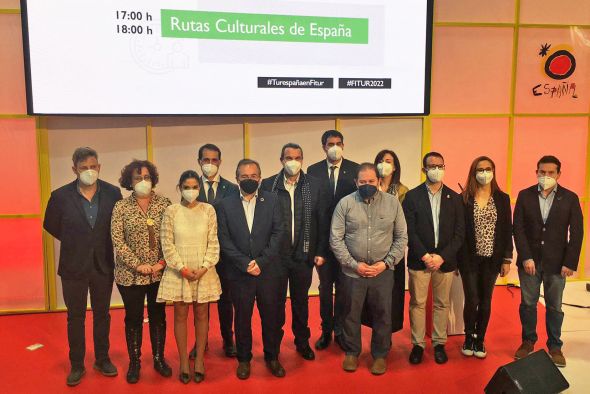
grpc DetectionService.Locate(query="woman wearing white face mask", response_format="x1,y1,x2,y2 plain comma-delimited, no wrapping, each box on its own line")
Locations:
157,170,221,384
458,156,513,359
374,149,409,203
111,160,172,383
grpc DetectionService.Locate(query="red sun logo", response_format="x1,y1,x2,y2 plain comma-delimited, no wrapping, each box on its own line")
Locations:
539,43,576,80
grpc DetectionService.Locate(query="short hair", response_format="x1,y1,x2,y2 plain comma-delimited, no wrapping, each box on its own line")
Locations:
356,162,378,179
72,147,98,166
198,143,221,160
235,158,261,178
422,152,444,168
177,170,200,189
374,149,402,185
321,130,344,146
119,159,159,191
537,155,561,173
280,143,303,160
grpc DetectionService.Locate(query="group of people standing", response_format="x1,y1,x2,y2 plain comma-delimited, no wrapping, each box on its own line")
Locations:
43,129,583,387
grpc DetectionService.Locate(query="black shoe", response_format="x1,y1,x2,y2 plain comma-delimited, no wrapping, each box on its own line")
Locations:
473,340,487,359
297,345,316,361
266,360,286,378
236,361,250,380
223,340,238,358
315,332,332,350
194,371,205,383
409,345,424,365
179,372,191,384
434,344,448,364
66,367,86,387
93,359,118,377
125,325,142,384
189,343,197,360
461,335,475,357
153,358,172,377
334,334,345,351
149,321,172,377
126,361,140,384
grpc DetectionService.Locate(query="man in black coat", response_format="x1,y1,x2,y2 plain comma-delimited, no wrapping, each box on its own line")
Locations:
307,130,360,350
43,147,122,386
403,152,464,365
513,155,583,367
261,143,330,361
216,159,286,380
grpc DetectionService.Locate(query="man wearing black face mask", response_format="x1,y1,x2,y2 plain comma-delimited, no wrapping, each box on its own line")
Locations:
330,163,407,375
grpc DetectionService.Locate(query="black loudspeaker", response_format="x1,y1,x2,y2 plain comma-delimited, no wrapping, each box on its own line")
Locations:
485,350,569,394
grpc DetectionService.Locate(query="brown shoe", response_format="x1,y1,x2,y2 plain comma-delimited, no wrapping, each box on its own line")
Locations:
514,341,534,359
370,358,387,375
342,355,358,372
549,348,566,367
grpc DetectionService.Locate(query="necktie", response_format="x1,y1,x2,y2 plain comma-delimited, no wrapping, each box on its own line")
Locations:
329,165,336,195
207,181,215,203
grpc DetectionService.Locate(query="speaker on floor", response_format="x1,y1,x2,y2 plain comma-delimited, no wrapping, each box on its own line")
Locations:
485,350,569,394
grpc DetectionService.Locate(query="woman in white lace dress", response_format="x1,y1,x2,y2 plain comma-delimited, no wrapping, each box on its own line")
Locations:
157,170,221,384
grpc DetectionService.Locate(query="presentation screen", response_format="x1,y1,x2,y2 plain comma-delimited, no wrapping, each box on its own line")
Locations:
21,0,433,116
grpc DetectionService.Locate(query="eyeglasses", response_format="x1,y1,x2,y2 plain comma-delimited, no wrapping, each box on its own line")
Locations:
475,167,493,173
426,165,445,170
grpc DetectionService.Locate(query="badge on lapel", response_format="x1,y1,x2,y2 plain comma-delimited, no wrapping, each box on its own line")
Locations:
260,197,265,202
446,194,450,199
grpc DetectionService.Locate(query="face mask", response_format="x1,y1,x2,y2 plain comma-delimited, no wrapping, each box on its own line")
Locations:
201,163,218,178
377,162,394,178
239,179,259,195
134,180,152,197
182,189,199,203
426,168,445,183
283,160,302,176
358,184,378,199
476,170,494,186
79,169,98,186
538,175,557,191
327,145,343,162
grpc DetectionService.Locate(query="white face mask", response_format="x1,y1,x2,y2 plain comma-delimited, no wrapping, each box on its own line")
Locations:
79,169,98,186
476,170,494,185
201,163,218,178
327,145,343,162
426,168,445,183
134,180,152,197
181,189,199,203
538,175,557,191
283,160,302,176
377,162,394,178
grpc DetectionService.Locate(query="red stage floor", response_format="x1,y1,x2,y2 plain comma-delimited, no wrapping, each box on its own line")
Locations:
1,287,545,393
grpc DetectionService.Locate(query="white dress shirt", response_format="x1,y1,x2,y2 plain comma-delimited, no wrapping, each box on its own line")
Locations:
284,173,300,244
202,174,221,200
241,193,257,233
326,158,342,194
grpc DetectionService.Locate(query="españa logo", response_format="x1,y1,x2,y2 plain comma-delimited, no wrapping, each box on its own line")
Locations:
532,43,577,99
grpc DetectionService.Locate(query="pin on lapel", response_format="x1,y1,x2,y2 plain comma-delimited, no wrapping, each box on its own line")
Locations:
260,197,265,202
557,196,562,200
446,194,450,199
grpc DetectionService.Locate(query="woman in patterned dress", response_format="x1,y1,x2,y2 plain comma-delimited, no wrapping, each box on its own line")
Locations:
158,170,221,384
111,160,172,383
459,156,513,359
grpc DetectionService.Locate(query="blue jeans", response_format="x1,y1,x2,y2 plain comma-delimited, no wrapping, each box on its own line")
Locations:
518,267,566,349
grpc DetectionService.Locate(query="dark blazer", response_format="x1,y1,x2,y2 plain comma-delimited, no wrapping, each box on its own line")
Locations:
197,176,240,205
43,179,122,279
260,171,330,266
216,190,284,279
513,184,583,274
403,183,465,272
307,158,360,214
458,190,513,273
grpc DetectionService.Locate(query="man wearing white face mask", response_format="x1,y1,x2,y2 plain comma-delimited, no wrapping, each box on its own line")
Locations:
44,147,122,386
261,143,330,362
403,152,464,366
307,130,360,351
513,155,583,367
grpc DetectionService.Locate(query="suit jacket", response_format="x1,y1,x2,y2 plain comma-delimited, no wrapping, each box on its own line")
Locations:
260,171,330,266
513,184,583,274
458,190,513,273
197,176,240,206
43,179,122,279
403,183,465,272
216,190,285,279
307,158,360,215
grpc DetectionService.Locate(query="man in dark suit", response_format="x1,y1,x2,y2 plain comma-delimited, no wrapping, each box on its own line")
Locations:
513,155,583,367
261,143,330,361
43,147,122,386
188,143,239,359
216,159,286,379
403,152,464,365
307,130,360,350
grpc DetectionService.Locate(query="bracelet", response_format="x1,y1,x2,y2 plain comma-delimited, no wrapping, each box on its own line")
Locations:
180,267,190,278
158,260,166,268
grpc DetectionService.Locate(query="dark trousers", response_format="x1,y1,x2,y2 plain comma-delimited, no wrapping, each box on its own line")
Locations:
391,262,406,332
316,255,344,335
342,270,394,358
230,275,287,362
518,267,566,349
460,257,499,341
62,269,114,368
117,282,166,354
279,261,313,348
217,270,234,343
